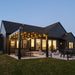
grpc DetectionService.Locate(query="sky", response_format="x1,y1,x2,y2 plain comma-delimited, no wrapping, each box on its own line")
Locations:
0,0,75,35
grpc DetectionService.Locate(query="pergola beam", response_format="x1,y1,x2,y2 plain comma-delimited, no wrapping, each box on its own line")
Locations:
9,30,19,37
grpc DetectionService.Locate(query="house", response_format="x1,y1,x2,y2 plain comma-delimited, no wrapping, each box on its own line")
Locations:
0,20,75,59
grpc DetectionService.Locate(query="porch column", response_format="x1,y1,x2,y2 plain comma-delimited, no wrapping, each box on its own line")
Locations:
8,39,10,55
46,35,48,57
18,28,21,60
34,38,36,50
41,38,42,50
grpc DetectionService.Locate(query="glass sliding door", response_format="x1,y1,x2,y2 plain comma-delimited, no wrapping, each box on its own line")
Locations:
36,39,41,50
48,40,52,50
16,40,22,48
31,39,34,50
23,40,27,48
48,40,57,50
53,40,57,50
42,39,46,50
16,40,19,48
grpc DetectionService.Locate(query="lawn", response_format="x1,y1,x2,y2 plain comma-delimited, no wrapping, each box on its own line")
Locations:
0,54,75,75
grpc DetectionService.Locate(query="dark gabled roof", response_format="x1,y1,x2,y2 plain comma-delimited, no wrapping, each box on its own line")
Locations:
2,20,44,34
44,22,60,33
2,20,67,39
63,32,75,39
2,20,22,34
44,22,66,33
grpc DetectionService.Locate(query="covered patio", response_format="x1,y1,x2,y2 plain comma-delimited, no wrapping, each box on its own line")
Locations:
8,27,48,59
9,52,75,60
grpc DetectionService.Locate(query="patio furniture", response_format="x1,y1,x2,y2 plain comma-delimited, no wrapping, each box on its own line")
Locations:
60,50,65,58
39,50,44,55
54,50,59,55
15,49,18,56
48,50,52,57
15,49,29,57
25,51,33,56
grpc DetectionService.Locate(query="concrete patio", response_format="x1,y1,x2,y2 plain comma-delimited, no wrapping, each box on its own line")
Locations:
9,53,75,60
9,53,46,60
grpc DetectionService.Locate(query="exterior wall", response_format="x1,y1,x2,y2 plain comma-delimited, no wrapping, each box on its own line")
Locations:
48,24,66,38
0,34,4,51
6,36,9,53
9,38,60,53
65,34,75,50
0,22,6,53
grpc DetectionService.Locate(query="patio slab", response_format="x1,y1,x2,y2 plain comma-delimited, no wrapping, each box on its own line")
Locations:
9,54,46,60
8,54,75,60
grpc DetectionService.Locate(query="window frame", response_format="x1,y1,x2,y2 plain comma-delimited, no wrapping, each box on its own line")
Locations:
36,39,41,50
42,39,46,50
10,40,15,48
69,42,73,49
31,39,35,50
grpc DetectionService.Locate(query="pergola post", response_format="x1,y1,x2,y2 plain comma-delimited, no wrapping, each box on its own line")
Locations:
18,28,21,60
8,39,10,55
46,35,48,57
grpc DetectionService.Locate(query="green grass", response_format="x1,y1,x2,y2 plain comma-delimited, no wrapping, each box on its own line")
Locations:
0,54,75,75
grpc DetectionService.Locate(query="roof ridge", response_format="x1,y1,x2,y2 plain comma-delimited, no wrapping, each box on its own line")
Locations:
2,20,43,28
45,22,60,28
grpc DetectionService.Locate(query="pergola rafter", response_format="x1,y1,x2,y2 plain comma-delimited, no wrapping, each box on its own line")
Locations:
8,28,48,60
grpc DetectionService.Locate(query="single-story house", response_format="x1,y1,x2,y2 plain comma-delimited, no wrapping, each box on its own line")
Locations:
0,20,75,59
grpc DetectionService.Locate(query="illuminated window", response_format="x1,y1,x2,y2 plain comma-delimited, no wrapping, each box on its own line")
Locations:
17,40,19,48
42,39,46,50
31,39,34,50
53,40,57,50
36,39,41,50
48,40,52,50
23,40,27,48
11,40,15,48
16,40,22,48
69,42,73,49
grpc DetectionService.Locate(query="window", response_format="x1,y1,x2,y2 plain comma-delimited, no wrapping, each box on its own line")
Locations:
69,42,73,49
31,39,34,50
11,40,15,48
53,40,57,50
42,39,46,50
23,40,27,48
17,40,19,48
36,39,41,50
48,40,52,50
16,40,22,48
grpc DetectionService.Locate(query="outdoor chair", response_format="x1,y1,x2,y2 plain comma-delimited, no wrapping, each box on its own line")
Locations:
39,50,44,55
15,49,26,57
15,49,18,56
54,50,59,55
48,50,52,56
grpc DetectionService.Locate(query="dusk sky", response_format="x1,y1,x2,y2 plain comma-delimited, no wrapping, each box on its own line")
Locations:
0,0,75,35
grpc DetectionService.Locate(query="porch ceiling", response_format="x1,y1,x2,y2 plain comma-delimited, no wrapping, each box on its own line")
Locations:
9,29,47,40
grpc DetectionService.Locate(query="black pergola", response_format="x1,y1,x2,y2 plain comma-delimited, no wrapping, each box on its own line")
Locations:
8,27,48,60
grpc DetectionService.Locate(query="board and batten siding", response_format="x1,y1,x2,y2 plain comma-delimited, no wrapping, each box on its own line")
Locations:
47,23,66,38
